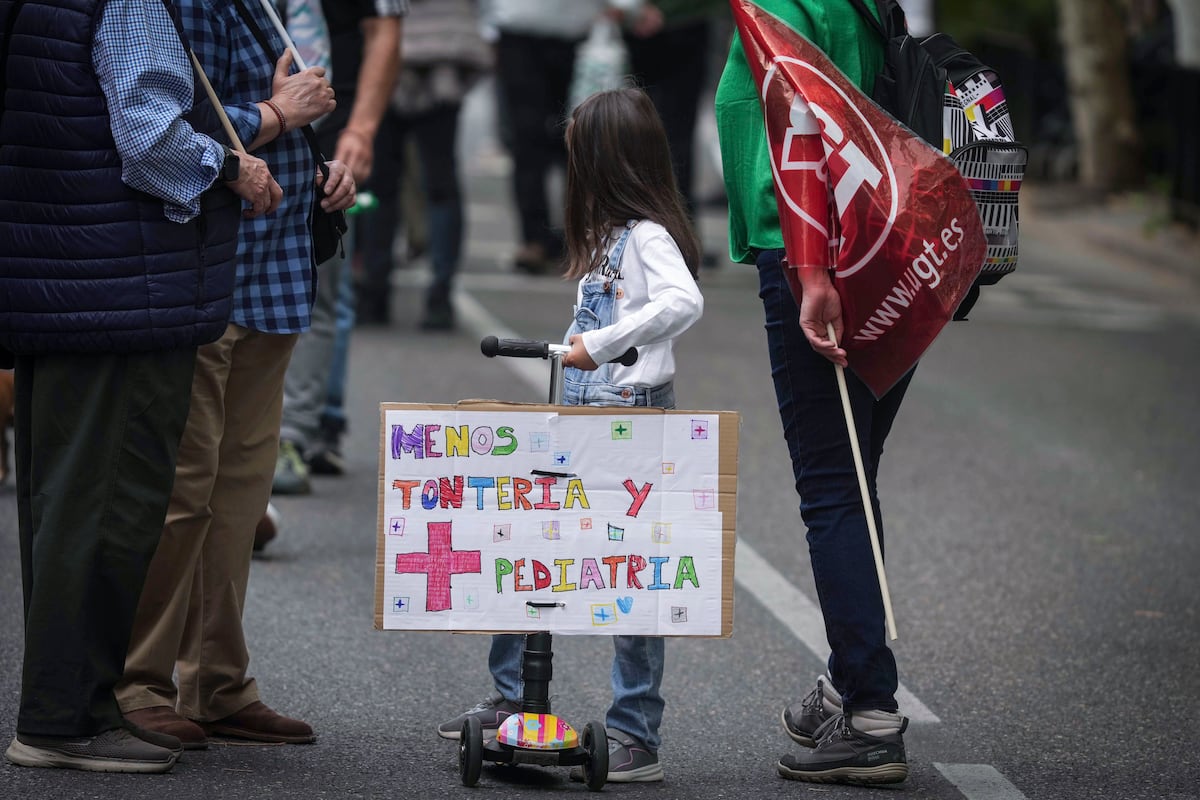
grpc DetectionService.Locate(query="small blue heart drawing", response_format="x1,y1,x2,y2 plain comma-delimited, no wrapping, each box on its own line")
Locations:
616,596,634,614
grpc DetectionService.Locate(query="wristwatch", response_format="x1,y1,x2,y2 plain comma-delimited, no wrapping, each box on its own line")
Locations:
219,145,240,182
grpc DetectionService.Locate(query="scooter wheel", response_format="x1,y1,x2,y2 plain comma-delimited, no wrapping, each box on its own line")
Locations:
581,721,608,791
459,716,483,787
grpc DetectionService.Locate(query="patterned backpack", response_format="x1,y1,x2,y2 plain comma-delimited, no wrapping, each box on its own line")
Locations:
849,0,1028,319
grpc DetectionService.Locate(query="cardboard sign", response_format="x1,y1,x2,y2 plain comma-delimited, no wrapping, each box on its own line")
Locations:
374,402,738,637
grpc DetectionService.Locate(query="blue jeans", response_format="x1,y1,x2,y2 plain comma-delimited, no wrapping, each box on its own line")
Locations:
756,249,912,714
322,249,355,434
488,632,666,752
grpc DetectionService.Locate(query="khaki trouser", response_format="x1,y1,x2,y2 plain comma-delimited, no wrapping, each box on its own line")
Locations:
117,324,298,722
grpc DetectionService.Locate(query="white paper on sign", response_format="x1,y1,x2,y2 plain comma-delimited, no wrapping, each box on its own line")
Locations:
379,409,727,636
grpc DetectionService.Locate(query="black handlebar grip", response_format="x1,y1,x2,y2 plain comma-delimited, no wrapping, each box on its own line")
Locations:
613,347,638,367
480,337,550,359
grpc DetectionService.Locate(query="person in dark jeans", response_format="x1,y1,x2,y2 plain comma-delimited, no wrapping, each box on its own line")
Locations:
356,0,490,330
716,0,911,786
362,106,465,328
271,0,404,496
622,1,723,224
494,30,579,273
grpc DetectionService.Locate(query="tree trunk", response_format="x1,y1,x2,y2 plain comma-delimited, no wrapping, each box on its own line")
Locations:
1056,0,1142,191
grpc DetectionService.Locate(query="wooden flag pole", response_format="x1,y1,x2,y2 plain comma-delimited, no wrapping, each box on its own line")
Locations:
827,322,898,641
256,0,308,70
188,51,245,153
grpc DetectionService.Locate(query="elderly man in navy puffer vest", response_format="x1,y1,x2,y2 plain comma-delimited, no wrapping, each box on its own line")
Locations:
0,0,280,774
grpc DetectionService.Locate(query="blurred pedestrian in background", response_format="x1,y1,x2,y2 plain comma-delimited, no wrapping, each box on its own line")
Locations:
479,0,646,275
622,1,724,247
357,0,492,331
272,0,404,498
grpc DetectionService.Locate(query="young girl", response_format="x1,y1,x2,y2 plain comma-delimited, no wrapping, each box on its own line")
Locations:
438,87,703,783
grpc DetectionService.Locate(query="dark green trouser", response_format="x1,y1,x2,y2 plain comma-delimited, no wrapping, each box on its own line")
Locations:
14,348,196,736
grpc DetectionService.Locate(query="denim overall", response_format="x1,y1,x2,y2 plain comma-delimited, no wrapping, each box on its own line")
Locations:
562,221,675,410
487,221,669,751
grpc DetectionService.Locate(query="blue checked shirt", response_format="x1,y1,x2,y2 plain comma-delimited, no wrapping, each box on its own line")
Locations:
180,0,318,334
92,0,225,223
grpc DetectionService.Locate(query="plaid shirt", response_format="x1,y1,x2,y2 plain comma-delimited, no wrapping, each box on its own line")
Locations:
93,0,226,223
181,0,316,334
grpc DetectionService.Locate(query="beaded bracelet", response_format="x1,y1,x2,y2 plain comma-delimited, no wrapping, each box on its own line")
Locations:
263,100,287,135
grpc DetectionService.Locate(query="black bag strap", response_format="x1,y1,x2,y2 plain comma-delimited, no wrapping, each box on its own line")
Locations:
228,0,328,178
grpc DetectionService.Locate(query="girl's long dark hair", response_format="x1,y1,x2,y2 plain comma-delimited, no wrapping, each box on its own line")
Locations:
563,87,701,280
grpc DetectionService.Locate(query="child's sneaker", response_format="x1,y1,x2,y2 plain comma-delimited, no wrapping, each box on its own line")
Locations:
603,728,663,782
781,674,840,746
571,727,663,783
776,710,908,785
436,692,520,740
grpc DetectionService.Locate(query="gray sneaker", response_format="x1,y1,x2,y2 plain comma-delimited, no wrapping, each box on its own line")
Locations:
436,692,521,740
781,674,840,747
5,728,178,773
776,711,908,785
272,439,311,495
571,727,663,783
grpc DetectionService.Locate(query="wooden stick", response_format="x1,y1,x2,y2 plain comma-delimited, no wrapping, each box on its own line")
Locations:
256,0,308,70
827,322,898,641
187,51,245,153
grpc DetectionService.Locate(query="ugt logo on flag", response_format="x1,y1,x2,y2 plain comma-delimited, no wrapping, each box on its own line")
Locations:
731,0,986,397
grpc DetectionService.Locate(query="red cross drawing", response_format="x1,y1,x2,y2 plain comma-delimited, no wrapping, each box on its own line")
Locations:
395,521,482,612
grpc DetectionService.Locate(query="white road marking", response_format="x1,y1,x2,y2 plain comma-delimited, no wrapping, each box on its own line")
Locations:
936,764,1030,799
455,289,939,726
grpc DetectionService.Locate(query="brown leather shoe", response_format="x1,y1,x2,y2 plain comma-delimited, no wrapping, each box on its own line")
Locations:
124,706,207,750
202,701,315,744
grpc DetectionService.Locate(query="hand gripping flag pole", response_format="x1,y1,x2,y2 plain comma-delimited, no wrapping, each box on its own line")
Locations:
828,322,897,641
256,0,310,71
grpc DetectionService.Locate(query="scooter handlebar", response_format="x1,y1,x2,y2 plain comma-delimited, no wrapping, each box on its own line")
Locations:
480,336,547,359
481,336,637,366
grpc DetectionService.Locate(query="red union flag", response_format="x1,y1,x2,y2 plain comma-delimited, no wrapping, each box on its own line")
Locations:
730,0,986,397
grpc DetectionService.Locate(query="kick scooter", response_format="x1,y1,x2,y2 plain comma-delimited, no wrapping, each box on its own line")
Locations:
456,336,637,791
